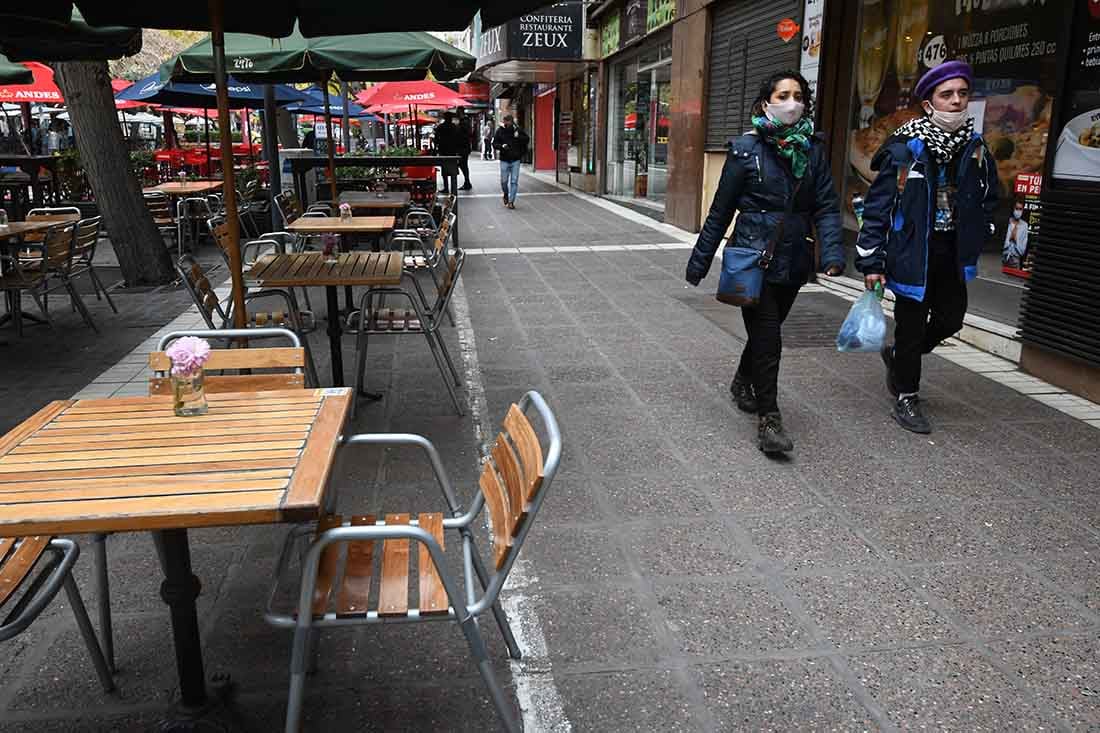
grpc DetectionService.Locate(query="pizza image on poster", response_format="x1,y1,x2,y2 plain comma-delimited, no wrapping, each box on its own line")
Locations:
1053,0,1100,183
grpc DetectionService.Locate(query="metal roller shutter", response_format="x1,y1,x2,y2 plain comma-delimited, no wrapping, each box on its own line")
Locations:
1019,200,1100,366
705,0,803,151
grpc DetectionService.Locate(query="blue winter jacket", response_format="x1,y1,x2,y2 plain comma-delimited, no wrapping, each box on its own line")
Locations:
687,132,845,287
855,132,999,302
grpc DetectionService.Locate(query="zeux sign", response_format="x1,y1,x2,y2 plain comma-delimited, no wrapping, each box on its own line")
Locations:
477,1,584,68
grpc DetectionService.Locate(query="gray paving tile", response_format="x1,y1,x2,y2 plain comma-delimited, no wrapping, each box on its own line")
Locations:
556,669,706,732
695,659,880,731
848,645,1051,730
741,510,879,572
989,633,1100,730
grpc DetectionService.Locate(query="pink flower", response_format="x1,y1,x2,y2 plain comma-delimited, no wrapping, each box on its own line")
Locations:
339,203,352,216
165,336,211,377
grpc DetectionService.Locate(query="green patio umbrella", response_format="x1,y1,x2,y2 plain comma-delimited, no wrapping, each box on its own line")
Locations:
160,27,475,203
0,9,140,62
0,54,33,84
161,28,475,84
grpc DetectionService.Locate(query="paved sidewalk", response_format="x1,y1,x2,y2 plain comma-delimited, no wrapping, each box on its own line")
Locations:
3,159,1100,731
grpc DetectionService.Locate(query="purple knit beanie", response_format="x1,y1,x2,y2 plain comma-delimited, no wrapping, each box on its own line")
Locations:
914,60,973,101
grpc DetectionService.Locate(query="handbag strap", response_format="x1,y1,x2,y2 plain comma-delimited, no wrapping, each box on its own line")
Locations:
760,177,804,270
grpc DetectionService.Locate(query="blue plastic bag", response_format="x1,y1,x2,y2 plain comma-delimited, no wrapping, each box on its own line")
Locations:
836,290,886,353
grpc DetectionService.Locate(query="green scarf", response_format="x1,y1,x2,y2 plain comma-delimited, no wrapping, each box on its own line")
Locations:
751,114,814,179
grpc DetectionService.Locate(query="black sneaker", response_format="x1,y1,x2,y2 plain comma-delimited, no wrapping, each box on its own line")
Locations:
881,345,898,397
893,394,932,434
729,374,758,413
758,412,794,454
460,183,473,190
502,193,509,206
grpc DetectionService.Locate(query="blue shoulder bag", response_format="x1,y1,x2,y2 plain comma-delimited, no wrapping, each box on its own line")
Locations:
716,178,803,307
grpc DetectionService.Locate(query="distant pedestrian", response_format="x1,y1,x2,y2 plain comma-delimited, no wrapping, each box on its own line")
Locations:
482,119,494,160
434,112,461,194
492,115,528,209
686,71,844,455
301,126,316,152
857,60,999,434
456,107,473,190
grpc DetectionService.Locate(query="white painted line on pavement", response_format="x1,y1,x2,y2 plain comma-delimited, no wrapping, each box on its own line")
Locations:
462,192,572,199
451,276,571,733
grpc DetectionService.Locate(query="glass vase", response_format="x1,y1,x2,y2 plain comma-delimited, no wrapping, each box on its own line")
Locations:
172,370,208,416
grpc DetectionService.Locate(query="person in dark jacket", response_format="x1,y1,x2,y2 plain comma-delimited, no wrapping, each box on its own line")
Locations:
857,60,999,434
456,107,473,190
687,71,845,454
492,115,529,209
434,112,461,194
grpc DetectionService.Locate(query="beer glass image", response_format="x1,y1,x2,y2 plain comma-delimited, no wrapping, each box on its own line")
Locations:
857,0,890,127
893,0,928,110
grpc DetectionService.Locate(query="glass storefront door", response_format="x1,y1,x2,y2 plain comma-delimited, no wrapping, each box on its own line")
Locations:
606,37,672,208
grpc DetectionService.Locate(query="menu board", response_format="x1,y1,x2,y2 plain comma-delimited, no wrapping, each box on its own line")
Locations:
1052,0,1100,184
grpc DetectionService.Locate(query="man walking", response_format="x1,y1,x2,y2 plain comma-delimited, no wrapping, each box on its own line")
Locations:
456,107,473,190
434,111,461,195
857,60,999,434
482,118,494,160
492,115,528,209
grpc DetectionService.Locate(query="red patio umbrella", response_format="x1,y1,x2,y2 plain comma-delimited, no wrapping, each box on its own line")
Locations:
357,79,466,110
0,62,63,103
396,114,435,126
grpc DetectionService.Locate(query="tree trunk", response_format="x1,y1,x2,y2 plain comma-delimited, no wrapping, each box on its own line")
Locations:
277,108,298,148
53,61,175,286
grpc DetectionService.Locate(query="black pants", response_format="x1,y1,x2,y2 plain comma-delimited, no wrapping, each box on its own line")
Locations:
736,282,801,415
458,154,470,186
892,232,968,394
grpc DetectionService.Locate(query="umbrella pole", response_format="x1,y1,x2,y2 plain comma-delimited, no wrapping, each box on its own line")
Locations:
340,81,351,155
263,85,281,233
322,77,337,203
210,0,247,330
203,109,212,177
244,108,254,163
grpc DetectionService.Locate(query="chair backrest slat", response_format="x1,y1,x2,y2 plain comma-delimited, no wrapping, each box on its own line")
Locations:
503,403,544,503
43,223,76,269
149,347,305,372
177,255,227,327
149,372,305,394
478,465,513,570
73,217,101,257
491,434,527,536
0,536,49,609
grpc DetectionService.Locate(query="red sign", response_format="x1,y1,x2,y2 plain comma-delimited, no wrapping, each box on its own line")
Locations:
777,18,800,43
1091,0,1100,20
1014,173,1043,196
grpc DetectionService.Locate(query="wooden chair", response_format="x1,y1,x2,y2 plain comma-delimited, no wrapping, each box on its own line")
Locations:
143,192,177,251
1,536,114,694
206,218,314,318
148,327,308,394
69,216,117,313
175,254,319,386
350,248,465,415
264,391,561,733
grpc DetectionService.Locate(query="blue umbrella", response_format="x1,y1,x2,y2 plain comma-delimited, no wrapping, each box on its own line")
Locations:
285,86,379,119
116,70,302,108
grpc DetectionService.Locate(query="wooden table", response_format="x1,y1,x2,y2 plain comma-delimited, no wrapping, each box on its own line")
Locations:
144,180,224,197
285,215,394,235
0,388,351,717
247,252,403,389
338,191,411,212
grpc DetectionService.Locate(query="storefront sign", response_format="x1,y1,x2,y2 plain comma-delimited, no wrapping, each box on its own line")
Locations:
647,0,675,33
601,10,621,58
1053,0,1100,184
777,18,800,43
477,2,585,69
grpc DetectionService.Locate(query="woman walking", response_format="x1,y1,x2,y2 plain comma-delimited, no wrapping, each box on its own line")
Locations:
686,71,845,454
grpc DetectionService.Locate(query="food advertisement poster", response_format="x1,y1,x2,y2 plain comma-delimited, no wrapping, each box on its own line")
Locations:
846,0,1063,243
1053,0,1100,184
1002,172,1041,278
800,0,826,109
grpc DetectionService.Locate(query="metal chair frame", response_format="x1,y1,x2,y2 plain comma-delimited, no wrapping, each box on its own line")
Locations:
176,197,215,255
350,249,466,415
1,537,114,694
68,216,117,313
264,391,561,733
0,221,97,334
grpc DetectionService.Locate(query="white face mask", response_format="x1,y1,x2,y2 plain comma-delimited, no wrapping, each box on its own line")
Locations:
923,103,969,133
765,99,805,126
1013,209,1024,220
